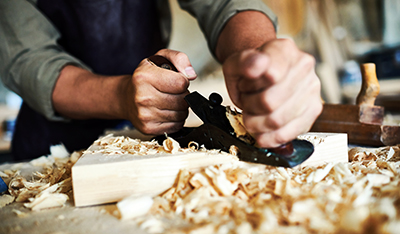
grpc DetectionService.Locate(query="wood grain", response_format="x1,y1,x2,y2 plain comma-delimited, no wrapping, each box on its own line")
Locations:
72,150,238,207
72,133,348,207
298,133,348,167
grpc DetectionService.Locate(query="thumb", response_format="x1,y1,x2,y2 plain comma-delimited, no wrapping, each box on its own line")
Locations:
156,49,197,80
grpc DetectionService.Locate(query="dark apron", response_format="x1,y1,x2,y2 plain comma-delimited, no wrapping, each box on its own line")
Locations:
12,0,166,161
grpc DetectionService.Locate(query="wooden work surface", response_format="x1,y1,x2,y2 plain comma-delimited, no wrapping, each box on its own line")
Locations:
1,134,399,233
0,162,147,234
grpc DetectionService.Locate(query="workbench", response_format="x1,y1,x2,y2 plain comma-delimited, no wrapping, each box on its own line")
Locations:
1,140,399,234
1,76,399,233
0,161,148,234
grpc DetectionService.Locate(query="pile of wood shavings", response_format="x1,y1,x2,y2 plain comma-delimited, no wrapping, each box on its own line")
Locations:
0,145,83,212
129,145,400,234
84,134,222,155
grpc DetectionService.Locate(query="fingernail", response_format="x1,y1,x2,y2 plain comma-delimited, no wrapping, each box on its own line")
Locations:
184,66,197,78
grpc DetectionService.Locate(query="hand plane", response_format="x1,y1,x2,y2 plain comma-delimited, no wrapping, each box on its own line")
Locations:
148,55,314,167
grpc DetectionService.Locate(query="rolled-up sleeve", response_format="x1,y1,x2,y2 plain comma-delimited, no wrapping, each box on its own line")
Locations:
178,0,278,58
0,0,91,121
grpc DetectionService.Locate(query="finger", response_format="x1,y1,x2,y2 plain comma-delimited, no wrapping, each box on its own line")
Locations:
259,39,300,84
240,70,316,116
154,92,190,111
148,108,189,123
251,98,322,148
156,49,197,80
243,89,314,133
138,120,186,135
224,50,270,79
135,108,188,135
239,55,317,116
135,88,189,111
223,50,270,107
136,59,190,95
243,70,320,132
155,121,186,135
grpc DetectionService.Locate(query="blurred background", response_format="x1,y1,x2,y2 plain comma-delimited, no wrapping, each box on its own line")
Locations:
1,0,400,157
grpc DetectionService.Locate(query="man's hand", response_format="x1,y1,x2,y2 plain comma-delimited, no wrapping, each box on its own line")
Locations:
123,49,197,135
223,39,322,148
53,49,196,136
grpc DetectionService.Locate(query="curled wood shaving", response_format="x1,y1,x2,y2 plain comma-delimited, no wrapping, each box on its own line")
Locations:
225,107,255,145
84,134,230,156
132,145,400,234
163,136,180,154
0,145,83,210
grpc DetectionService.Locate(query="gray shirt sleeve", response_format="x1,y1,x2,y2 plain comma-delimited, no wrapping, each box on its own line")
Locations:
0,0,276,122
0,0,90,121
178,0,278,58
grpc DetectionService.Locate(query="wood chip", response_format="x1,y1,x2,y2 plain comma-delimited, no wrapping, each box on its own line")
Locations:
0,194,15,208
117,196,154,220
133,144,400,234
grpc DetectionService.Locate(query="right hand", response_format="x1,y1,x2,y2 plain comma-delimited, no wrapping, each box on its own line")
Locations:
124,49,197,135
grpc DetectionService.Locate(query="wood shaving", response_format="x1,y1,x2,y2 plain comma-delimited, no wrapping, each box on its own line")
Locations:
117,196,154,220
130,144,400,234
84,134,223,156
0,145,83,210
0,194,15,208
12,209,28,218
2,133,400,234
226,107,255,145
163,136,180,154
84,134,162,155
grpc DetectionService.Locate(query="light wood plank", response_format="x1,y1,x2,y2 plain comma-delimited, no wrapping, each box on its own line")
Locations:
72,133,348,207
72,150,238,207
298,132,348,167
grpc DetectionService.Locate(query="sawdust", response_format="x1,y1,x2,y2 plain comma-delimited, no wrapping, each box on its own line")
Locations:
2,135,400,234
125,145,400,234
1,145,83,211
84,134,215,156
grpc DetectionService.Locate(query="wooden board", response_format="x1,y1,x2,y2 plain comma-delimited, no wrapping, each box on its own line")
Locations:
72,149,238,207
72,133,348,207
298,132,348,167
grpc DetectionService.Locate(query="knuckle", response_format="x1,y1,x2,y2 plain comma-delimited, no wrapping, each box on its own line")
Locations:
267,68,283,83
261,94,277,113
135,94,152,107
174,52,189,63
276,38,297,52
280,38,296,47
265,115,282,130
136,109,152,123
274,131,291,145
309,77,322,97
302,54,316,69
140,124,154,135
132,71,147,84
312,100,323,118
175,77,189,91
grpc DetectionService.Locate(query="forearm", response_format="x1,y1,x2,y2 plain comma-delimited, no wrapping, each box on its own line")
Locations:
52,65,131,120
215,11,276,63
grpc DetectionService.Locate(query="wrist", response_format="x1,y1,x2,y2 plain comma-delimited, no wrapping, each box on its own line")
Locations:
215,11,276,63
53,65,133,120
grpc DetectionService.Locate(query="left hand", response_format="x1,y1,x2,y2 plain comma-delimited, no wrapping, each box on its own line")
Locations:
222,38,323,148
